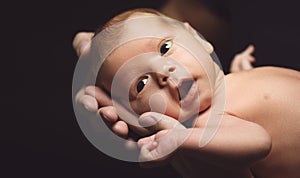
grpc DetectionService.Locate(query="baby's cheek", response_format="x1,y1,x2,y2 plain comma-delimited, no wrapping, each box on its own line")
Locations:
130,94,167,115
130,92,177,118
149,93,180,120
148,93,167,114
130,97,152,115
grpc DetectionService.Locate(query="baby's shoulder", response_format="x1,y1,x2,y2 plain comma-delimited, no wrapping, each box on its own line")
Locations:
224,66,300,122
226,66,299,81
225,66,300,92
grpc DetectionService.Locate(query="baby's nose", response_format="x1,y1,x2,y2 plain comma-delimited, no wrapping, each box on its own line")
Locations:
156,64,176,86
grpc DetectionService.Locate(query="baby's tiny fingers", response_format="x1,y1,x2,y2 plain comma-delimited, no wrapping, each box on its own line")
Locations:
139,141,158,162
138,135,156,147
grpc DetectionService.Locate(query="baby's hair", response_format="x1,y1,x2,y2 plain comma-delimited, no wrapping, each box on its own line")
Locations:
93,8,164,37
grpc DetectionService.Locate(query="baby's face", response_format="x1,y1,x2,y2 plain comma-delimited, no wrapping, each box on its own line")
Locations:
98,36,213,122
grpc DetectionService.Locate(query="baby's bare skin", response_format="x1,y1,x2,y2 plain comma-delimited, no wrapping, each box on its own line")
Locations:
73,12,300,178
223,66,300,178
94,39,300,177
166,66,300,178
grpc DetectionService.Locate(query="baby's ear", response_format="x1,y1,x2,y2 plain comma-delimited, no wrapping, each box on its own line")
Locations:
183,22,214,54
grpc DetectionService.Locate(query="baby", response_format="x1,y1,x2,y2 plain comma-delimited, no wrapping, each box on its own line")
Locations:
76,8,300,178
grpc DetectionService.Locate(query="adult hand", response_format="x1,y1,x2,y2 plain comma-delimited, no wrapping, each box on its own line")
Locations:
72,32,94,56
230,44,256,73
72,32,130,138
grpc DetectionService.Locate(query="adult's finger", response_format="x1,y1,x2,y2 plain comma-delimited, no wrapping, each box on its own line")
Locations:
111,120,129,138
75,88,98,112
99,107,130,138
78,94,99,112
98,106,119,122
139,112,185,132
85,86,112,107
72,32,94,56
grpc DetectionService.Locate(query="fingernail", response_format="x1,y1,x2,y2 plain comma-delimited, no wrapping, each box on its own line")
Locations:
97,108,105,117
99,112,106,119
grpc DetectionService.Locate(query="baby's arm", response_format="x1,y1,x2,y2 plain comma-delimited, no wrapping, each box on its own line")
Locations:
138,113,272,171
183,114,271,168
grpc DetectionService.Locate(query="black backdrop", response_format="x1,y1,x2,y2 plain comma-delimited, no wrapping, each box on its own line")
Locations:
5,1,179,178
4,0,300,178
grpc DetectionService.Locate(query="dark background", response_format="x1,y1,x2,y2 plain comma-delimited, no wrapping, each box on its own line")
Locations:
4,0,300,178
5,1,180,178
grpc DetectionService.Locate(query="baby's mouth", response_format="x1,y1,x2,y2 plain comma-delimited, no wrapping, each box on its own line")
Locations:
178,79,195,101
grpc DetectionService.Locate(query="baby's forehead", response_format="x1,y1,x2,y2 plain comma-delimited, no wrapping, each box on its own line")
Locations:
106,38,161,64
94,14,188,64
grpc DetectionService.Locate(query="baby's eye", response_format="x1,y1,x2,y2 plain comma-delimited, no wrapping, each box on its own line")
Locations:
136,77,148,93
160,40,173,56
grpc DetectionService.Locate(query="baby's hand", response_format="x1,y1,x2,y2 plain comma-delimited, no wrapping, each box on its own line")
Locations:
230,44,256,73
137,112,187,167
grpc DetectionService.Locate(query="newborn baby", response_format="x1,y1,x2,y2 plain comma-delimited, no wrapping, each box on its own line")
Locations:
79,8,300,178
